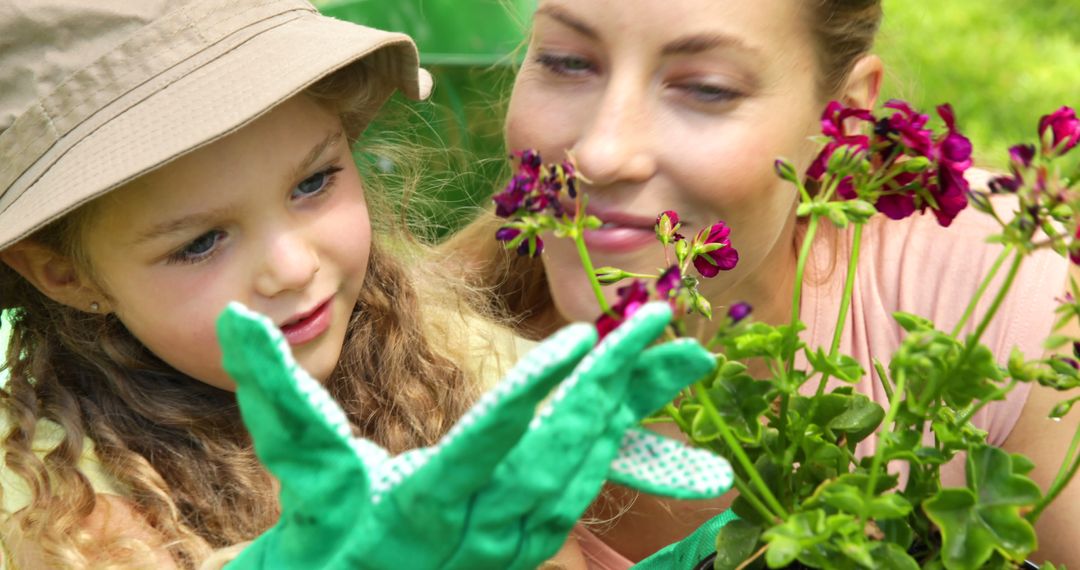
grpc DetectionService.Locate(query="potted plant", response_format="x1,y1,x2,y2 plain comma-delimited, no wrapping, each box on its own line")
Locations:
492,102,1080,569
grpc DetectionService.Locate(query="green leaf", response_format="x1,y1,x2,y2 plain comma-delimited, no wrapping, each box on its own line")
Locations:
828,394,885,445
870,543,920,570
683,404,719,443
839,539,875,569
762,511,824,568
714,519,763,570
708,373,772,444
805,348,866,383
923,446,1041,569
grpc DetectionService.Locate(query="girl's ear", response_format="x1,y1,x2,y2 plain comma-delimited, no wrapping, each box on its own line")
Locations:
841,54,884,111
0,242,110,313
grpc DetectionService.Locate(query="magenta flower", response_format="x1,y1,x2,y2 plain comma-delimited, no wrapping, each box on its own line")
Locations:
596,280,650,340
727,302,752,324
492,150,577,220
692,222,739,278
494,175,533,217
1009,144,1036,169
808,101,874,180
656,265,682,299
495,227,543,257
880,100,934,157
1039,106,1080,155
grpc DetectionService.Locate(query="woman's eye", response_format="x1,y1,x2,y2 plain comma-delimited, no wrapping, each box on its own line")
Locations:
168,230,226,265
292,166,343,199
535,53,595,77
681,83,742,104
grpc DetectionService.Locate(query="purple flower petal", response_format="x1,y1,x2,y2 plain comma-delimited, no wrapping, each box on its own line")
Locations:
727,302,753,324
656,265,682,298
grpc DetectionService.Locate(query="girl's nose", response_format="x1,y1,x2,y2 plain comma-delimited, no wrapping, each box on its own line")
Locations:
571,80,658,187
254,230,320,297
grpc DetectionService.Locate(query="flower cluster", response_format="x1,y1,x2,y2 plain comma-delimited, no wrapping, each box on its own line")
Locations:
493,102,1080,569
493,152,742,339
807,100,974,227
983,106,1080,264
492,150,578,257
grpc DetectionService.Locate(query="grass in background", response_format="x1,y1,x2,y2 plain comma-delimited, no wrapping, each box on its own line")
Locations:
878,0,1080,169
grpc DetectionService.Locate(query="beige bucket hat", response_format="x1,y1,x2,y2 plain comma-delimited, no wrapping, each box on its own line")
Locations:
0,0,432,255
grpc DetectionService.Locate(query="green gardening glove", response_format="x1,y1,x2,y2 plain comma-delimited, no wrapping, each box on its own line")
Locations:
219,301,733,569
632,510,740,570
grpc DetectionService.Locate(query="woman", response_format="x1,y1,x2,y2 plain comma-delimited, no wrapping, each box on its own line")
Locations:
449,0,1080,565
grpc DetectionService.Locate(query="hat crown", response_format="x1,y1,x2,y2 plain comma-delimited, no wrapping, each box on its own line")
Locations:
0,0,178,136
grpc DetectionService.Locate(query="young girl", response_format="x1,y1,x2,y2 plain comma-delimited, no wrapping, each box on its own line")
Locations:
450,0,1080,566
0,0,729,567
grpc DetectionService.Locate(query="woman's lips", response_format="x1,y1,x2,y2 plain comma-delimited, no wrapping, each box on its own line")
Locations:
581,206,659,254
279,297,333,346
582,225,657,253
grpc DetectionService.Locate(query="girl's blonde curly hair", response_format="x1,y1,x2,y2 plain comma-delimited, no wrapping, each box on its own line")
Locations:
0,59,499,567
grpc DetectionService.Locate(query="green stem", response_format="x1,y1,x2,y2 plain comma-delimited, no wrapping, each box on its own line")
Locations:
963,249,1025,355
1028,420,1080,523
693,381,789,519
574,233,614,316
815,223,864,396
955,379,1019,426
866,369,907,500
731,478,782,525
790,216,821,328
949,245,1014,338
918,250,1025,411
663,403,691,433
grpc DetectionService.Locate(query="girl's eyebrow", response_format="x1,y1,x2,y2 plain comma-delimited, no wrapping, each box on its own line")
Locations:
290,129,344,183
132,206,234,246
132,130,345,246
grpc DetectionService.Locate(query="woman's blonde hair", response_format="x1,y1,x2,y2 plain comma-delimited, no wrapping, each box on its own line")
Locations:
0,60,493,567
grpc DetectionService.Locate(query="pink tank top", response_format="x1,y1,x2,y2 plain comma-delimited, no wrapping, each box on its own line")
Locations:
576,202,1069,568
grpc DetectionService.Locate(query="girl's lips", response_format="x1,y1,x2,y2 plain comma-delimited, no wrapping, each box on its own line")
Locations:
280,297,333,346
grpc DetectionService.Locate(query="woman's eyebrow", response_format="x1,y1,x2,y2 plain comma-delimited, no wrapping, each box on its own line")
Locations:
662,33,761,57
535,5,598,39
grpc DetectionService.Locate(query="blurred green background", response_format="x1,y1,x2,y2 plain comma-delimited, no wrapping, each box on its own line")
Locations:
315,0,1080,235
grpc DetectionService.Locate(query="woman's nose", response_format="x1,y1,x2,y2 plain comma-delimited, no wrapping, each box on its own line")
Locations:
254,229,320,297
571,81,658,187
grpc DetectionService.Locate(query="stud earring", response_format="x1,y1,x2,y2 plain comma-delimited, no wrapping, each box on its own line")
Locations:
90,302,100,312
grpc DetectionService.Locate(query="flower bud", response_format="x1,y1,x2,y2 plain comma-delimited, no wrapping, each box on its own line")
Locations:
774,159,799,183
595,267,631,285
727,302,752,324
900,156,932,173
655,210,682,245
966,191,994,215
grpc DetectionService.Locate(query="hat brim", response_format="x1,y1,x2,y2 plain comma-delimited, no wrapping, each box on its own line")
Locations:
0,13,430,252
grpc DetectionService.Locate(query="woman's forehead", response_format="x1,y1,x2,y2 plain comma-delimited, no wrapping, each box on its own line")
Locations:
533,0,812,52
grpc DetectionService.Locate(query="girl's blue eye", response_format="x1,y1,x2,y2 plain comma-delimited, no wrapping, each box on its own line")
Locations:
292,166,343,199
535,53,595,77
168,230,225,264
